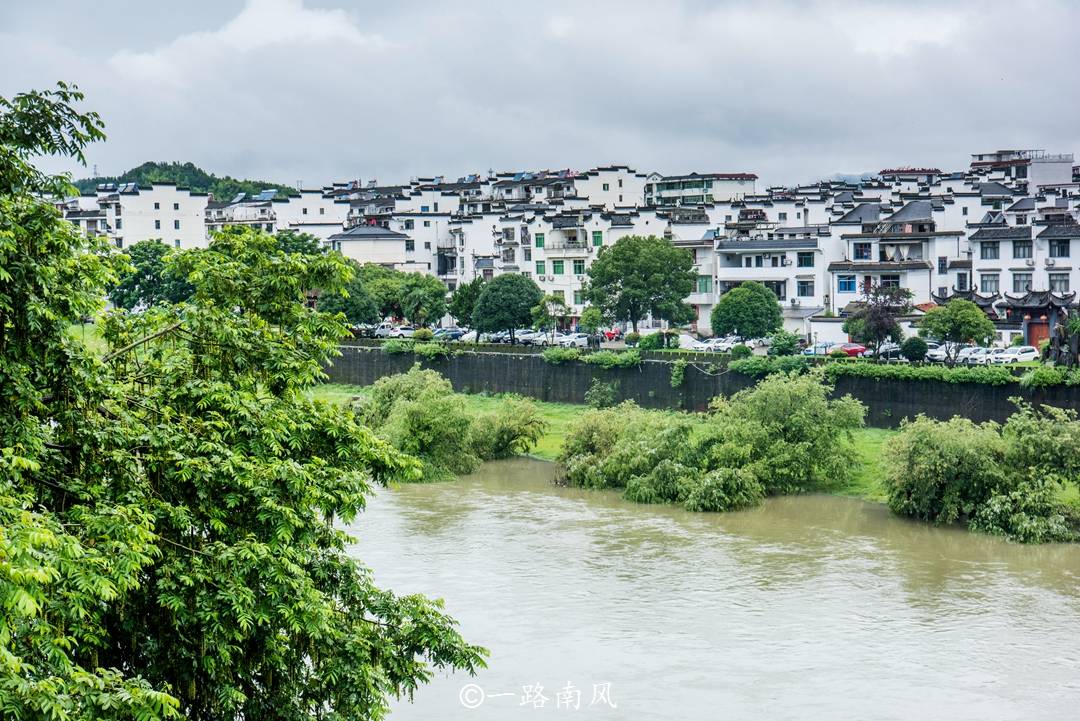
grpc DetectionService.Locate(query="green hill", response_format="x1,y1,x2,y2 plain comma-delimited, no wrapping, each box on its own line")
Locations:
73,161,299,200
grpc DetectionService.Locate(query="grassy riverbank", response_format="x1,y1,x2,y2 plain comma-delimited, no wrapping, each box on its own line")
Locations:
311,383,896,504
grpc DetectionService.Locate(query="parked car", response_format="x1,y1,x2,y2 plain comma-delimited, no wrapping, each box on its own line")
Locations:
535,332,567,347
432,327,465,341
692,338,726,352
991,346,1040,364
373,321,396,338
978,347,1009,365
516,329,545,345
802,341,834,356
559,332,590,348
963,347,992,365
457,330,492,343
926,342,971,363
869,342,904,360
387,325,415,338
828,343,867,357
713,335,745,352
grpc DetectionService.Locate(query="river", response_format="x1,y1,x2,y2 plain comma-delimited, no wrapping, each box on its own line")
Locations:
345,457,1080,720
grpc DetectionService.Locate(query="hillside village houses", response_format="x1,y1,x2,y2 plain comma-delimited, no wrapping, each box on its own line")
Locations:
61,150,1080,345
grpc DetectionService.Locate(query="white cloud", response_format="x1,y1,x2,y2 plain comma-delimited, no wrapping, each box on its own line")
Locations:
1,0,1077,186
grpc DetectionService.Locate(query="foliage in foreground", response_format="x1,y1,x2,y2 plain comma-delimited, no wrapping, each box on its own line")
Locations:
558,372,866,511
357,366,547,480
882,403,1080,542
2,85,485,721
728,355,1019,386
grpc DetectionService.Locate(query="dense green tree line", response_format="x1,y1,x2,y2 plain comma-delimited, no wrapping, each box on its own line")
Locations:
73,160,297,200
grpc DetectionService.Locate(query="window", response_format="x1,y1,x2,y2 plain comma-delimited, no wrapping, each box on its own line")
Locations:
153,202,160,210
754,256,763,268
618,179,623,188
115,219,122,230
1013,240,1032,259
602,183,610,191
854,242,872,260
173,220,180,230
420,205,429,212
573,259,585,275
980,273,1000,294
1050,273,1070,293
938,286,948,297
797,252,814,268
423,220,431,227
956,274,969,291
319,207,325,215
697,275,713,294
880,275,901,288
535,233,544,248
778,212,787,221
115,238,123,249
980,241,999,260
725,215,732,221
405,239,415,252
1013,272,1032,293
574,290,583,305
404,219,414,230
592,231,603,246
770,256,780,267
1016,215,1027,225
173,203,179,211
174,239,181,248
552,260,565,275
962,206,968,216
838,275,856,293
797,280,814,297
536,260,546,275
618,195,623,203
265,223,273,232
938,256,948,274
1051,239,1070,258
524,248,532,261
744,256,752,268
434,203,439,212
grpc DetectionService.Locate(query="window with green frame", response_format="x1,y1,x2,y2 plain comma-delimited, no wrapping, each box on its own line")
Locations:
592,230,603,246
573,259,585,274
696,275,712,294
574,290,583,305
552,260,565,275
535,260,546,275
535,232,545,248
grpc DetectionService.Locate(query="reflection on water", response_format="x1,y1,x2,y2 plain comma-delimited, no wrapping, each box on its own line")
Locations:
344,458,1080,721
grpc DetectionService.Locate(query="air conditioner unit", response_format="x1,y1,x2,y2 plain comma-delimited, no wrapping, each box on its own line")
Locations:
781,258,792,266
1046,258,1056,267
790,298,800,307
1025,258,1036,267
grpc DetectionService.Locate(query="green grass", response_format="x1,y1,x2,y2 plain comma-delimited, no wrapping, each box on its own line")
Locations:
67,322,108,355
311,383,897,502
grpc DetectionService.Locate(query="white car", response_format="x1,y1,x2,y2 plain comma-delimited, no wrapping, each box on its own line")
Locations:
991,346,1040,364
373,321,396,338
713,336,744,352
692,338,726,352
534,332,567,347
387,325,415,338
558,333,590,348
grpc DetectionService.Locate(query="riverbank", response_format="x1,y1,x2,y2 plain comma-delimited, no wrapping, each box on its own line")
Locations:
311,383,895,504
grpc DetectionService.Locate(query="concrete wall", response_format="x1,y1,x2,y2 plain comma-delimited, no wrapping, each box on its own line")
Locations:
324,345,1080,428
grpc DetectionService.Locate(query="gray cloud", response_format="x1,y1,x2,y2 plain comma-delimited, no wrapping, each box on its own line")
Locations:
2,0,1077,187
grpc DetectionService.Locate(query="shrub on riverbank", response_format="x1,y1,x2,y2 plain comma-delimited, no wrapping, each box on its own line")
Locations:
358,366,548,480
882,402,1080,542
559,372,865,511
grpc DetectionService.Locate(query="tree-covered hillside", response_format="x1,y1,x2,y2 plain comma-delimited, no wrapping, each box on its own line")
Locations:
73,160,299,199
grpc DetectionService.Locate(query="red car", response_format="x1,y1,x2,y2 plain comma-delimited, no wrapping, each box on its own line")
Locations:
829,343,867,357
603,328,623,341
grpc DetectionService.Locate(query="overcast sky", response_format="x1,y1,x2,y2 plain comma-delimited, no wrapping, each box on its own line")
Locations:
2,0,1077,188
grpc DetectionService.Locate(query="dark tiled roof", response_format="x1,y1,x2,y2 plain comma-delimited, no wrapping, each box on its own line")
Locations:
969,226,1032,241
886,200,934,223
1037,224,1080,239
329,225,409,241
834,203,880,224
1006,197,1036,212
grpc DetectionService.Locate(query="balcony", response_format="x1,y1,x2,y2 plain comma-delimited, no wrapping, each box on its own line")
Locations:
543,241,593,256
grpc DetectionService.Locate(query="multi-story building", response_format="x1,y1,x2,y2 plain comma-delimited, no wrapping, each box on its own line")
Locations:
644,172,757,206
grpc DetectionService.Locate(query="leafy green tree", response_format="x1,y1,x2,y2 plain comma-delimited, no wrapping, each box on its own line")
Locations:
399,272,447,327
317,259,379,324
710,281,782,338
472,273,543,343
531,294,570,342
768,329,801,356
109,238,195,309
918,299,996,365
842,285,911,357
579,305,603,334
448,276,485,327
275,229,324,255
900,336,928,362
2,84,485,721
584,235,695,333
359,264,405,319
